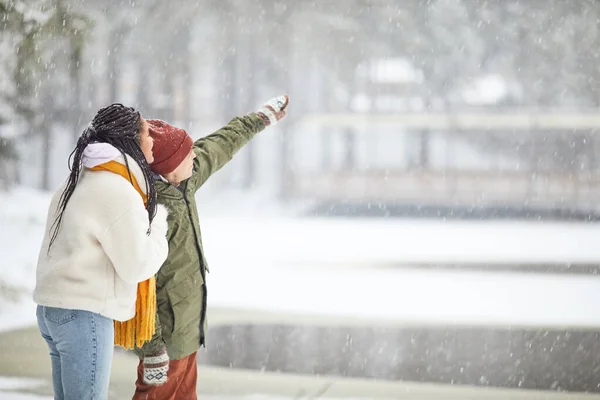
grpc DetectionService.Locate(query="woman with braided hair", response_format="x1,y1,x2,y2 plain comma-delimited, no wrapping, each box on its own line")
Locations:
34,103,169,400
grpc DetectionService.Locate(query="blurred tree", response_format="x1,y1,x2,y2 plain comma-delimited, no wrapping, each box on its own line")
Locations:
0,0,90,189
5,0,600,191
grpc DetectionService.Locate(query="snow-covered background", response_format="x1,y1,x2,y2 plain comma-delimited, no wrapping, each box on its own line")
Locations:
3,187,600,399
4,0,600,398
3,186,600,333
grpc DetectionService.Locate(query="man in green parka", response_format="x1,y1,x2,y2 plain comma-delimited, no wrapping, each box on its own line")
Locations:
131,95,289,399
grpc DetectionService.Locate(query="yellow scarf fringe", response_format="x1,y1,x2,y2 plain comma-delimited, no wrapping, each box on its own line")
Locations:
89,160,156,350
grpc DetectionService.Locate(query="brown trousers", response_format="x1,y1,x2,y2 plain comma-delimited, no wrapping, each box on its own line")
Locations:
132,352,197,400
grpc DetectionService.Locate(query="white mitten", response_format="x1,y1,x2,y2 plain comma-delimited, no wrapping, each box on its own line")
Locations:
257,95,289,126
143,346,169,386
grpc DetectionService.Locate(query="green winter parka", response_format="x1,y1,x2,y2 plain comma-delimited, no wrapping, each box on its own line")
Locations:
135,114,265,360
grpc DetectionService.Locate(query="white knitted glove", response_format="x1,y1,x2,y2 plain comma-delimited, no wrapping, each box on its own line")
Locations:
143,346,169,386
256,95,289,126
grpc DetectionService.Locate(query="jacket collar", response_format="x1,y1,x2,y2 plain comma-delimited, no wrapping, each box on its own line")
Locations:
82,143,149,195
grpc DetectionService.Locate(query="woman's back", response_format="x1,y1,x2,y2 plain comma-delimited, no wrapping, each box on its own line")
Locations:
34,103,168,400
34,153,168,322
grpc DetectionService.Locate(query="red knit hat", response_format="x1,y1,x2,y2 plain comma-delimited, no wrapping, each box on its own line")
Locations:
147,119,194,175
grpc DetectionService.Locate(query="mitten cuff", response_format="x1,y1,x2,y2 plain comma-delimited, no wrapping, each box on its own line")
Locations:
143,347,169,386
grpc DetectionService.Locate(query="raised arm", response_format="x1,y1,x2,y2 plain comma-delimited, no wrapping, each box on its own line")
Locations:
188,95,289,191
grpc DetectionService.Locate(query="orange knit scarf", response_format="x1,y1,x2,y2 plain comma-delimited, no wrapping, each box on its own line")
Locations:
88,160,156,350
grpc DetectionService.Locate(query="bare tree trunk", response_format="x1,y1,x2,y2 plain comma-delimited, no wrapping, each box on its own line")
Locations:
221,1,236,121
242,23,257,189
136,63,150,113
41,122,51,191
70,35,83,144
40,93,52,191
279,5,298,200
107,24,127,102
343,128,356,170
174,24,191,129
419,130,430,168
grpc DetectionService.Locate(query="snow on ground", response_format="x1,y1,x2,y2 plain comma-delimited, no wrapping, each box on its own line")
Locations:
2,185,600,333
197,398,382,400
199,217,600,267
0,187,49,290
0,377,49,399
0,299,37,332
0,376,378,400
0,393,51,400
209,264,600,328
0,187,49,332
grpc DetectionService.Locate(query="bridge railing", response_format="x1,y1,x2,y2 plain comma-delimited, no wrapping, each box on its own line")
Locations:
290,169,600,210
282,111,600,208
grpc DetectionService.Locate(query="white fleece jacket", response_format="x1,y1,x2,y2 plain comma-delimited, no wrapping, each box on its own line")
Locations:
34,146,169,322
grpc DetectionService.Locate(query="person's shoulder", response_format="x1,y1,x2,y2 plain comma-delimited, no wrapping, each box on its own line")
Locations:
80,169,145,211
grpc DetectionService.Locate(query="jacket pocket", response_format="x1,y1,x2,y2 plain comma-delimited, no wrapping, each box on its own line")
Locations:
114,274,137,306
166,269,203,334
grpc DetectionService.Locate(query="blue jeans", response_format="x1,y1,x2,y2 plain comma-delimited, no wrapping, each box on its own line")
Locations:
36,305,114,400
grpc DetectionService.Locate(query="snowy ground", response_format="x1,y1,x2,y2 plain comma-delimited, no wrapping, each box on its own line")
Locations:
201,216,600,266
0,187,49,292
0,377,49,399
0,377,373,400
0,376,371,400
3,186,600,398
3,186,600,332
209,265,600,328
0,188,49,332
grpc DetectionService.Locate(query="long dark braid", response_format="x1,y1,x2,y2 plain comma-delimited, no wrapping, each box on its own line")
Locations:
48,103,157,252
